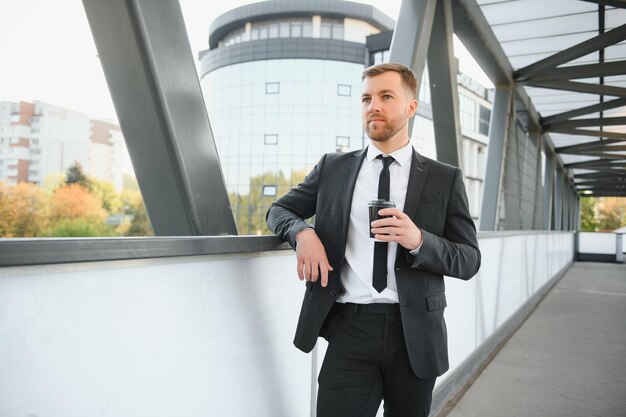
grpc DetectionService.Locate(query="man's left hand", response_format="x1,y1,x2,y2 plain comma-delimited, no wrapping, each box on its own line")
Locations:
371,207,422,251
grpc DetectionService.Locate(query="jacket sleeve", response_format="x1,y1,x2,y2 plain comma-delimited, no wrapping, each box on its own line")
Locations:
410,168,481,280
266,154,325,249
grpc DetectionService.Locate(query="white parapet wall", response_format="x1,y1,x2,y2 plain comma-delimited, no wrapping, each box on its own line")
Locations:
0,232,574,417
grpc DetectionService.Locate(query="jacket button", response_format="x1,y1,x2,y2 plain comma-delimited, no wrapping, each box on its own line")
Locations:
329,289,337,297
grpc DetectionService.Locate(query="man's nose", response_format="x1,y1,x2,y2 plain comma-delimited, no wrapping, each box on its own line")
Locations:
368,97,381,112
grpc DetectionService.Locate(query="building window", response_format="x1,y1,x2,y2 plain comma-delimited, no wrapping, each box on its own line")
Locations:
459,94,477,133
320,18,343,40
371,50,390,65
332,22,344,40
336,136,350,148
269,23,279,38
320,22,331,38
302,21,312,37
266,82,279,94
479,105,491,136
264,134,278,145
279,22,290,38
291,21,302,37
263,185,277,197
337,84,351,96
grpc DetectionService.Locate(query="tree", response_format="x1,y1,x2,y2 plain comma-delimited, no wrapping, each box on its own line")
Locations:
42,172,65,193
50,183,107,222
231,169,308,235
90,178,122,214
580,197,598,231
0,182,51,237
120,189,153,236
595,197,626,231
65,161,91,189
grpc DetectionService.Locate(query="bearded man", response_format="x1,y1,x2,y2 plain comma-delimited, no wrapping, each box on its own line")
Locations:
267,62,481,417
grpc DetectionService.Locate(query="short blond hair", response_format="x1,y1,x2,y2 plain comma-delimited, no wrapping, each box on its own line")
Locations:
362,63,417,99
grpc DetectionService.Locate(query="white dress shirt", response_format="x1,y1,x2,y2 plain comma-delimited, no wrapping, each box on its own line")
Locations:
337,142,418,304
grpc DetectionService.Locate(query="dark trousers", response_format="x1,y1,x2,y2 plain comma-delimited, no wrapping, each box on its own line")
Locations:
317,303,436,417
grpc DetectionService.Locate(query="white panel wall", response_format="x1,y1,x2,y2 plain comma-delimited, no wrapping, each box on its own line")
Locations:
0,232,574,417
579,231,620,255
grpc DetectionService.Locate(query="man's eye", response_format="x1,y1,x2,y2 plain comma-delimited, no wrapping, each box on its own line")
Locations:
362,98,371,103
384,95,393,100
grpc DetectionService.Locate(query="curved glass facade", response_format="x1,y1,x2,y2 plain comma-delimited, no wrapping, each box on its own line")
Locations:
201,59,365,234
202,58,365,194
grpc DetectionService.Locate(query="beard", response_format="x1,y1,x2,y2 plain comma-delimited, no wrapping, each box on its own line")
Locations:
364,115,406,142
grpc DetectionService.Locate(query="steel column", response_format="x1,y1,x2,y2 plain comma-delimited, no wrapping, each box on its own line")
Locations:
543,149,555,230
389,0,437,136
554,169,564,231
479,86,512,230
82,0,237,236
427,0,463,167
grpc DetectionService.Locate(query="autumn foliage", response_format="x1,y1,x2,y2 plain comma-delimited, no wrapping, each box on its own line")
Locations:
0,162,152,237
50,183,107,222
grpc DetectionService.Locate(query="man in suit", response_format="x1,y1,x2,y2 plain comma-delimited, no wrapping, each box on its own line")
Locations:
266,62,480,417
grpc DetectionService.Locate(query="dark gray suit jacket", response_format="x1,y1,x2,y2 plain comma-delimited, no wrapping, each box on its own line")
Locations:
266,147,481,378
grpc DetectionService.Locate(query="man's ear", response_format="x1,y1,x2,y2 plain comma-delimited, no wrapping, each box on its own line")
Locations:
407,98,418,118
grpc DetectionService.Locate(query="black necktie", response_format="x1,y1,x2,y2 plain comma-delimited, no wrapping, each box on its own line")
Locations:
373,155,394,293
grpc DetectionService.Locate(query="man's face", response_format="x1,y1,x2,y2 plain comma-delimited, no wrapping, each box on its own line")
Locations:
361,71,417,144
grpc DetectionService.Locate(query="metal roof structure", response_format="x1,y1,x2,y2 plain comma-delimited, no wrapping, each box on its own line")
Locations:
475,0,626,197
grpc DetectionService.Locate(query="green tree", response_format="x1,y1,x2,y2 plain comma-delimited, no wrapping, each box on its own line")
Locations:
45,219,115,237
65,161,91,189
580,197,598,231
120,189,153,236
123,174,140,191
90,178,122,214
231,169,308,235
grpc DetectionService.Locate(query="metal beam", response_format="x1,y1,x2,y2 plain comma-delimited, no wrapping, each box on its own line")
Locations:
541,97,626,125
514,22,626,81
480,86,513,231
427,0,462,167
575,179,626,186
565,159,626,169
558,150,626,159
452,0,542,131
547,116,626,130
580,191,626,196
518,61,626,83
580,0,626,9
575,171,626,179
82,0,237,236
550,128,626,139
389,0,437,137
527,80,626,97
556,139,626,153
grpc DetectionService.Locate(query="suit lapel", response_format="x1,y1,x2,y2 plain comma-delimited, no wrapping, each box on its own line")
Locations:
342,148,367,244
402,149,429,220
394,149,429,267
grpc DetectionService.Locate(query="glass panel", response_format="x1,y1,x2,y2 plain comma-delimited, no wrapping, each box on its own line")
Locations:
0,0,150,237
291,21,301,37
320,23,331,38
302,21,313,37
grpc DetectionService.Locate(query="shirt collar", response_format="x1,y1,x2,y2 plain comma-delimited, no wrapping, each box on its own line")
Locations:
366,142,413,167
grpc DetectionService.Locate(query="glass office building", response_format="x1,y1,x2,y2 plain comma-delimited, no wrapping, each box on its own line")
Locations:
198,0,491,234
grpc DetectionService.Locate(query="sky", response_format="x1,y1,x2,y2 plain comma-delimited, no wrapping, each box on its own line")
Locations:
0,0,492,123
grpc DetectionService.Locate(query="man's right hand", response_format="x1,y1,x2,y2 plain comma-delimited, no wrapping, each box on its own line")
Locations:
295,228,333,287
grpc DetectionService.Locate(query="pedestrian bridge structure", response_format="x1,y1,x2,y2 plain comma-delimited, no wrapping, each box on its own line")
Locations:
1,0,625,416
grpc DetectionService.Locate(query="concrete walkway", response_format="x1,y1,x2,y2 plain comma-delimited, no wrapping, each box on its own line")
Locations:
446,262,626,417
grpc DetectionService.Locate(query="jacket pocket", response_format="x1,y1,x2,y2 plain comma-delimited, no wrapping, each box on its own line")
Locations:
426,292,447,311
